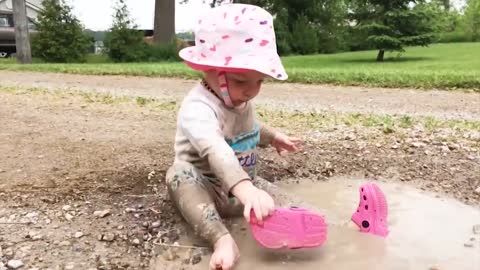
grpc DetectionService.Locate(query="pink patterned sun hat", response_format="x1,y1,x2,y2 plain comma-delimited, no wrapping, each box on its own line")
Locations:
179,3,288,81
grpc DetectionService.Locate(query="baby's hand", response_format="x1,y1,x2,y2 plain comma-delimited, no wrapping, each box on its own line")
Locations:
231,181,274,224
272,133,302,156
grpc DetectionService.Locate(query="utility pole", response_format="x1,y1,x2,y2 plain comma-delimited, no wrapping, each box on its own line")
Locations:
12,0,32,64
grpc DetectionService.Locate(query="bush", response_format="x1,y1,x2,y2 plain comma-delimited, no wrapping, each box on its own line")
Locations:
436,31,472,43
104,0,148,62
290,15,320,55
31,0,92,63
144,39,182,62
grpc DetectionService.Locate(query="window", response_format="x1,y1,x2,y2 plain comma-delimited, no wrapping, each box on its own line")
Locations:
0,15,11,27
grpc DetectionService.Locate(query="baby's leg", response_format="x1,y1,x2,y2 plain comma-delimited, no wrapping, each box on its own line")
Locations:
166,162,229,245
166,162,240,269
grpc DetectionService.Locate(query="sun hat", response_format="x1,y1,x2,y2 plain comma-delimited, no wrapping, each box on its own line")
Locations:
179,3,288,107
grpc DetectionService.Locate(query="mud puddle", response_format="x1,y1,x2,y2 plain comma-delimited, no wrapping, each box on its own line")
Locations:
192,178,480,270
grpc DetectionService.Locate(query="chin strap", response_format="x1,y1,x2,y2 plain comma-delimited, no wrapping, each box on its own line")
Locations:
217,71,234,108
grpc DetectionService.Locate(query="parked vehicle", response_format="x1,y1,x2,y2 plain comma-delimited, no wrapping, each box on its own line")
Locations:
0,10,36,57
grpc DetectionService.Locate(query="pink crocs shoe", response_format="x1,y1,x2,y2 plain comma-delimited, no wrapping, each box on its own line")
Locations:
249,207,327,249
351,182,389,237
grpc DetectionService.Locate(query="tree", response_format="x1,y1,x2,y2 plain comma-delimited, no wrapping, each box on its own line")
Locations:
153,0,175,44
31,0,92,62
464,0,480,41
349,0,438,61
104,0,147,62
12,0,32,64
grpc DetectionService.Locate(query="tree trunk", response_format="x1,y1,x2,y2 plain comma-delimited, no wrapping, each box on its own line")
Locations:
376,49,385,62
153,0,175,44
12,0,32,64
442,0,450,11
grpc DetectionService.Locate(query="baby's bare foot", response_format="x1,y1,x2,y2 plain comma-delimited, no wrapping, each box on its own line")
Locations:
209,234,240,270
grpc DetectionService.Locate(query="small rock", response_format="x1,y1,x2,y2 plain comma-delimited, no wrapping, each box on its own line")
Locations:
464,241,474,248
64,213,74,221
142,221,149,228
475,187,480,195
117,225,124,230
162,249,179,261
25,212,38,218
7,260,24,269
131,238,140,246
4,247,14,257
125,208,136,213
65,263,75,270
473,224,480,234
74,232,84,239
391,144,399,149
191,254,202,265
411,142,425,148
448,143,459,151
27,268,39,270
45,218,51,225
59,240,71,246
62,205,72,211
100,233,115,242
93,209,111,218
150,221,161,229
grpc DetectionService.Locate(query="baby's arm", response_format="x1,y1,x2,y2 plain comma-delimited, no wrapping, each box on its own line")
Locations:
258,122,278,147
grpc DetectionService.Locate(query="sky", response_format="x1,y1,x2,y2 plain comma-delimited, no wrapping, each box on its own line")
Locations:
65,0,467,32
66,0,215,32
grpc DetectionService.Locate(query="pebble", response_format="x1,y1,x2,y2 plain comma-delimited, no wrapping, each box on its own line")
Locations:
100,233,115,242
475,187,480,195
59,240,71,247
45,218,51,225
191,254,202,265
7,260,24,269
25,212,38,218
74,232,84,238
93,210,111,218
125,208,136,213
150,221,161,229
473,224,480,234
65,263,75,270
117,225,124,230
64,213,74,221
411,142,425,148
142,221,149,228
62,205,72,211
162,249,179,261
131,238,141,246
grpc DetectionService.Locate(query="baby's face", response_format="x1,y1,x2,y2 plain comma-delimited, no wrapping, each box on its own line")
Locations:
226,71,267,107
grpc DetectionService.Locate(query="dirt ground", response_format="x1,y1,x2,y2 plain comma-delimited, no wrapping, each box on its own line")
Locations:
0,71,479,270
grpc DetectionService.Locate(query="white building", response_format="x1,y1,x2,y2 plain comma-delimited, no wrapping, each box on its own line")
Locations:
0,0,43,19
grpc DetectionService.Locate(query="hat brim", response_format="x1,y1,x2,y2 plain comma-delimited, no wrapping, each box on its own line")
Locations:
179,46,288,81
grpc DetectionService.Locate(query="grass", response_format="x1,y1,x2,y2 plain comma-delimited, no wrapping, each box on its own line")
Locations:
0,42,479,91
2,85,479,135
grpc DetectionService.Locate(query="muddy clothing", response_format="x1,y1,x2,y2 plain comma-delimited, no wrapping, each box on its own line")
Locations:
167,82,291,244
173,82,276,193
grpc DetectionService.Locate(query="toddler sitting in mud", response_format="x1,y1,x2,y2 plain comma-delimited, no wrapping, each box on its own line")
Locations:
166,3,303,270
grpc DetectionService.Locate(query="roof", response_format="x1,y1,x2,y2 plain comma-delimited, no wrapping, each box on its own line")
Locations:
0,0,43,12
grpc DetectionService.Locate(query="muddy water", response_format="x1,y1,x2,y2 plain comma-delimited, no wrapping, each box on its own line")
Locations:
193,178,480,270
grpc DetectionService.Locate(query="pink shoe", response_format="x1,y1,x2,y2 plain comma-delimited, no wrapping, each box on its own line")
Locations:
351,182,389,237
249,207,327,249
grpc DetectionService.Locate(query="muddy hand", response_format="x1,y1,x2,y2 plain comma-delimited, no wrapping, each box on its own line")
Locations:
272,133,303,156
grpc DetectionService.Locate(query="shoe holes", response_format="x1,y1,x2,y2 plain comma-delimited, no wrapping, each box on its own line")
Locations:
362,220,370,228
365,205,368,210
363,195,367,200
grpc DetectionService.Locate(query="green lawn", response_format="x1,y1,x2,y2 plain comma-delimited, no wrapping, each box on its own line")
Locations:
1,43,479,91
